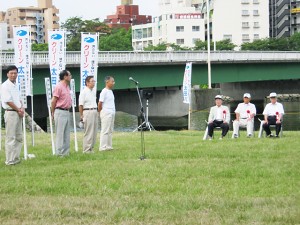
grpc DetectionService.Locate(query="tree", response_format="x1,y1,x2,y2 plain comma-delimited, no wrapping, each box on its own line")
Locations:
194,39,236,51
32,43,48,51
99,28,133,51
61,17,110,51
289,32,300,51
144,43,191,51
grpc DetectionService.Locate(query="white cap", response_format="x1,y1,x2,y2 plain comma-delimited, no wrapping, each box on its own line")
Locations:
243,93,251,98
215,95,223,100
269,92,277,98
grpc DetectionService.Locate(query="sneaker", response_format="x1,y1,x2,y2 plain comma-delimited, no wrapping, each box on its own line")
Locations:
267,134,274,138
233,134,238,138
275,135,279,138
247,134,252,138
207,136,212,141
219,137,223,140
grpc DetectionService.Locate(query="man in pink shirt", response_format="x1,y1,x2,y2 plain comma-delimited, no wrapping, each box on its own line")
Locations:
51,70,72,156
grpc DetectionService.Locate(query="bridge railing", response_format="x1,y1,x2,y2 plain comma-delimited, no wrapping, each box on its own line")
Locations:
1,51,300,66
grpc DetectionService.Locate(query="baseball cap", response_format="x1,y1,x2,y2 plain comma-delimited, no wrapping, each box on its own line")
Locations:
269,92,277,98
215,95,223,100
243,93,251,98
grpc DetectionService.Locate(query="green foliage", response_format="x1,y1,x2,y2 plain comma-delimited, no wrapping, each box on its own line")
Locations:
31,43,48,51
241,32,300,51
0,131,299,224
144,42,191,51
194,39,236,51
99,28,133,51
61,17,110,51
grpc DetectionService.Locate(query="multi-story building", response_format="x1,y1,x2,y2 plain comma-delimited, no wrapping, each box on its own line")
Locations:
0,0,59,44
132,0,205,50
199,0,269,48
270,0,300,38
105,0,152,30
0,22,13,50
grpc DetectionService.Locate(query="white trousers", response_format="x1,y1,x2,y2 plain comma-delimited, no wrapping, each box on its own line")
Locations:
4,111,23,165
233,119,254,136
83,110,98,153
100,111,115,150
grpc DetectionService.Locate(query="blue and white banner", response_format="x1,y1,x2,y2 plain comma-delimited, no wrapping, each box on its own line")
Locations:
183,62,192,104
48,30,66,91
80,33,99,91
13,26,32,96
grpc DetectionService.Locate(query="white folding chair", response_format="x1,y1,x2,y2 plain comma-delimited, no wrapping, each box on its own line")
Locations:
258,118,283,138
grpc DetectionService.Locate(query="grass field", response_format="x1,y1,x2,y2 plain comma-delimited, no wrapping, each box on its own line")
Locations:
0,131,299,225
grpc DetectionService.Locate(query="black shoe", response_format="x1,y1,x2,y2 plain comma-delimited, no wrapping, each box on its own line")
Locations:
275,135,279,138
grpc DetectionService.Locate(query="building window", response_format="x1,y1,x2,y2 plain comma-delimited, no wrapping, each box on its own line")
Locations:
223,34,232,41
253,10,259,16
192,26,200,32
242,10,249,16
242,34,250,42
254,22,260,28
176,39,185,44
176,26,184,32
242,22,249,28
7,41,12,44
253,0,259,4
241,0,249,4
253,34,259,40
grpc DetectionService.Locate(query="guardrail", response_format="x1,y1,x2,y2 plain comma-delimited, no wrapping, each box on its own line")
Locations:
1,51,300,66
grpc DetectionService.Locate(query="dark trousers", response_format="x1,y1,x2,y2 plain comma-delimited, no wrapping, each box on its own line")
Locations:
208,120,229,137
263,116,282,136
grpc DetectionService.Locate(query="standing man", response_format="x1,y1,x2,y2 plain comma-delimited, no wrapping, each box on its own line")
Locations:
262,92,284,137
207,95,230,140
51,70,72,156
98,76,115,151
79,76,98,153
1,65,24,165
233,93,256,138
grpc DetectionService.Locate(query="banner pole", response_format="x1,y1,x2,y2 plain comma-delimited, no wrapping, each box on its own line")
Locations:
45,78,55,155
23,116,28,160
48,106,55,155
71,79,78,152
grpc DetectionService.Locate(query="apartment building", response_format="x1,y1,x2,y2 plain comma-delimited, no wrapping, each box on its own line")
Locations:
270,0,300,38
0,22,13,50
0,0,59,44
132,0,205,50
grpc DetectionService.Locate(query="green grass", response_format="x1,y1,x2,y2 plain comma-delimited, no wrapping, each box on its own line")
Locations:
0,131,299,225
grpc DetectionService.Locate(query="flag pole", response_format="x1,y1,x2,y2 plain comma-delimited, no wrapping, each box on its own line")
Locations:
207,0,212,89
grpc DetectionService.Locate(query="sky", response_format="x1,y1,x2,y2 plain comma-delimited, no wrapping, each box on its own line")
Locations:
0,0,160,23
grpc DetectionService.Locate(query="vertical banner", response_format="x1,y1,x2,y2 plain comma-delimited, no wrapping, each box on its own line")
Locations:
13,26,32,96
183,62,192,104
70,79,78,152
19,78,28,160
80,33,99,91
45,78,55,155
48,30,66,91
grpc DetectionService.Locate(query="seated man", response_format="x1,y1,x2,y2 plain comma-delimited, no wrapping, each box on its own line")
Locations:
207,95,230,140
262,92,284,137
233,93,256,138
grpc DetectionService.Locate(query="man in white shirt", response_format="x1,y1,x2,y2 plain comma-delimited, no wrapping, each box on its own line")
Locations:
98,76,115,151
262,92,284,137
207,95,230,140
233,93,256,138
1,65,25,165
79,76,98,153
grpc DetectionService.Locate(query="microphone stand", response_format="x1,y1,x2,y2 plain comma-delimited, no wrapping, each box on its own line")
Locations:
134,82,146,160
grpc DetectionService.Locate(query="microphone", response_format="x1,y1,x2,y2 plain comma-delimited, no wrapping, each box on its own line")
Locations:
129,77,139,84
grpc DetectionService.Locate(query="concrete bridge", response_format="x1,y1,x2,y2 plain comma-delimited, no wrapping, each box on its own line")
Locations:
1,51,299,131
2,51,300,94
